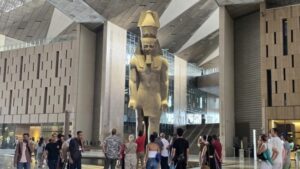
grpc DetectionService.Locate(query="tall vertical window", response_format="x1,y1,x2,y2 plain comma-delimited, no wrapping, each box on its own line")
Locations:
8,90,12,115
266,21,268,33
25,89,29,114
63,86,67,112
275,81,278,93
3,58,7,82
267,70,272,106
55,51,59,77
291,30,294,43
283,68,286,80
284,93,287,106
274,56,277,68
292,55,294,67
282,18,288,55
274,32,277,44
37,54,41,79
20,56,23,81
266,45,269,57
292,80,295,93
43,87,48,114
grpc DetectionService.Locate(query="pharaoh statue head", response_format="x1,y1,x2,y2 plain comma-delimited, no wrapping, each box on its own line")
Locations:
138,10,160,59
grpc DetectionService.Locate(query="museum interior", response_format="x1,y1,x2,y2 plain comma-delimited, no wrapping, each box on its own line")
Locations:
0,0,300,168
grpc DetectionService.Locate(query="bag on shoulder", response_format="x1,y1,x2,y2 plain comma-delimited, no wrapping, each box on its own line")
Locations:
155,153,161,162
257,152,267,161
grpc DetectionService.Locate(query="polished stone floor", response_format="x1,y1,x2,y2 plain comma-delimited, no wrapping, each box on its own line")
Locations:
0,149,297,169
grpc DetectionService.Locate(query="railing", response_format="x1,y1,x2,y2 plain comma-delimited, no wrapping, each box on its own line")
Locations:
0,34,76,52
188,63,219,77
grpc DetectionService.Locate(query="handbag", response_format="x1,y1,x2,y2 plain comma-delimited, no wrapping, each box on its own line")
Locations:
257,153,267,161
155,153,161,162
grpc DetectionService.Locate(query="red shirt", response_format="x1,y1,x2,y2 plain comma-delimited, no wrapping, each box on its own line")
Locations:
213,140,222,162
136,134,146,153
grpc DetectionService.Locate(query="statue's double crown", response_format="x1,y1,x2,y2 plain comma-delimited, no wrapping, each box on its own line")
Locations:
138,10,160,38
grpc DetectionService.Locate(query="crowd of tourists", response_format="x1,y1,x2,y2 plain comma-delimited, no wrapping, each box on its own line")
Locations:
257,128,293,169
103,127,191,169
103,123,223,169
13,125,224,169
13,131,84,169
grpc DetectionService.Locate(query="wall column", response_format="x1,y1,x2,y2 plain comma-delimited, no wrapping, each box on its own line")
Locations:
74,25,96,141
219,7,235,157
174,56,187,128
100,21,127,140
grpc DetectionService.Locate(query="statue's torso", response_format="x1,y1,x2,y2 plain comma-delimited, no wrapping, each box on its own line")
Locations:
131,54,167,116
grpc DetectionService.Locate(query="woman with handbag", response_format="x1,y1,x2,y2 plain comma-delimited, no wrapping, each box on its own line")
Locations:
144,134,160,169
257,134,272,169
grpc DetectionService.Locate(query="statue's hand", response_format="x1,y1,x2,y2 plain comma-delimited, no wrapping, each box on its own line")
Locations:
161,100,168,111
128,99,137,109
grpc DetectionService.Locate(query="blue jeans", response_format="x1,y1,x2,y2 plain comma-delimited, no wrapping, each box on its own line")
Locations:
17,162,30,169
48,160,58,169
146,158,158,169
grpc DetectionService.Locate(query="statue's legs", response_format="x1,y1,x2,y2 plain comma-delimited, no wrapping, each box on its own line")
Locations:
136,109,144,135
148,116,160,134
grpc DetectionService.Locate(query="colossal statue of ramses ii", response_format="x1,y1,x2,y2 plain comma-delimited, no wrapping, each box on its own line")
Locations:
128,10,169,134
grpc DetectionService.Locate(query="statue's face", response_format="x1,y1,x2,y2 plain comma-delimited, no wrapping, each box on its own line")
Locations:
141,37,156,55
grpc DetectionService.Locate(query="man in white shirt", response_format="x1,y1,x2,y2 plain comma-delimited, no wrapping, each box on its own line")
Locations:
160,133,170,169
269,128,283,169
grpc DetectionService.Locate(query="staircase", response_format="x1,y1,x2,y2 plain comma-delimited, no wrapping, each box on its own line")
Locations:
185,124,220,155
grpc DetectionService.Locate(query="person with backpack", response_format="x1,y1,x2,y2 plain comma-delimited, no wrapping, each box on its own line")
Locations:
69,131,84,169
36,137,45,168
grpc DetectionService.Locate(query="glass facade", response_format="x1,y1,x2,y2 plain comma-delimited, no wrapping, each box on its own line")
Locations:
187,63,219,124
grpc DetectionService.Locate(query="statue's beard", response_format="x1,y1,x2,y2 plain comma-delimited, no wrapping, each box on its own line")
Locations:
143,50,151,55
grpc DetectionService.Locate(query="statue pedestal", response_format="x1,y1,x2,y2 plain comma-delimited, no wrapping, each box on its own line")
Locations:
239,149,244,161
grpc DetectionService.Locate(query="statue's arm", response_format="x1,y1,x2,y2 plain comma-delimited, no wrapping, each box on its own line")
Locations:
160,59,169,109
129,60,138,109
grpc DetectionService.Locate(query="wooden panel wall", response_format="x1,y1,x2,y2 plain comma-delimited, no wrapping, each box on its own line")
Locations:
261,4,300,128
0,40,77,124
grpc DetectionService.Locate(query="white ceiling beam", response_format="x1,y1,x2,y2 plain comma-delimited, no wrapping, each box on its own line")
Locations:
159,0,200,28
199,47,219,66
177,8,219,53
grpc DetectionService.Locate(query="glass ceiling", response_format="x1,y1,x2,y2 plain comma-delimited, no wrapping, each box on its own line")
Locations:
0,0,27,13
